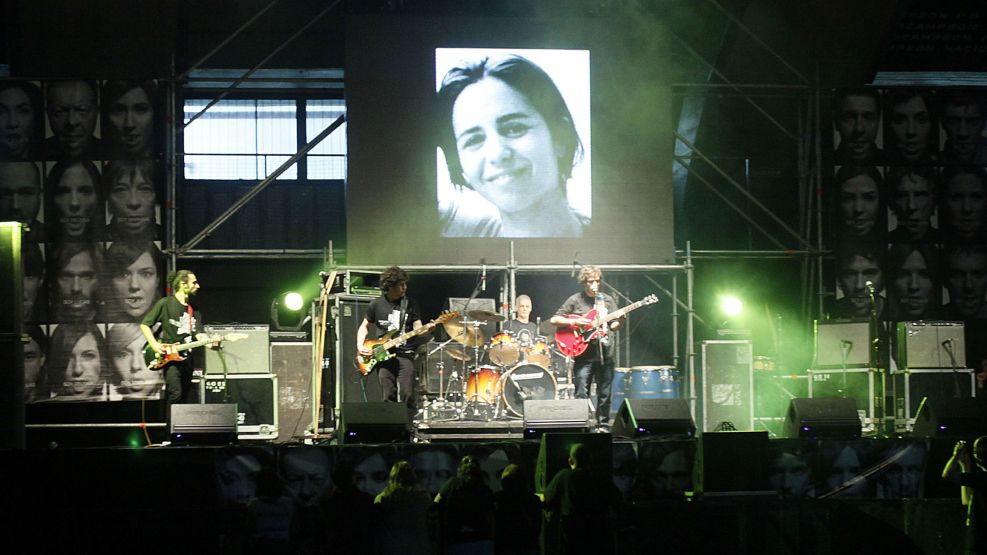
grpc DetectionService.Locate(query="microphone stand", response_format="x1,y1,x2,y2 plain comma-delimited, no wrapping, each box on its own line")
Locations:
867,284,885,437
943,340,962,398
459,272,485,419
839,341,852,398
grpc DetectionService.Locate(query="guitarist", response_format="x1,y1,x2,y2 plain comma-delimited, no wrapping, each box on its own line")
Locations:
549,266,623,432
356,266,424,419
140,269,207,410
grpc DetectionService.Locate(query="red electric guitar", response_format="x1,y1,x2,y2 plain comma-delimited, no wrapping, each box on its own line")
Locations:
355,311,459,375
555,294,659,357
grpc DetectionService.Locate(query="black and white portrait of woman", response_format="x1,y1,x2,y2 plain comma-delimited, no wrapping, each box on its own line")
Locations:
436,49,591,238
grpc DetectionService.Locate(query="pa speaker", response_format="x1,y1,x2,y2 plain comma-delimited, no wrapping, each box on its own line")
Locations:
339,402,408,444
911,397,987,438
612,398,695,438
170,403,238,445
534,432,612,493
695,431,769,493
783,397,861,439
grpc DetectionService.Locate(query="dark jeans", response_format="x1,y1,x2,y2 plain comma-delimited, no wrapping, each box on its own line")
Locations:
572,357,614,425
378,355,417,418
163,361,193,432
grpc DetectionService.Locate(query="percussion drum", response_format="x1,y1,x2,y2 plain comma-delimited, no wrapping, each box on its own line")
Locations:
500,363,558,417
488,331,521,366
627,366,681,399
465,365,502,405
524,336,552,368
609,368,633,416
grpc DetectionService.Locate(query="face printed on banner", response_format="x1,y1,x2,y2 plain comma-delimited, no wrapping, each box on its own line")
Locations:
946,249,987,318
890,95,933,161
891,173,934,239
53,163,97,238
57,249,97,316
0,86,36,159
111,251,160,320
825,444,868,496
769,451,812,498
942,102,985,160
108,164,156,237
24,336,45,394
838,255,882,316
62,332,102,398
217,452,263,505
879,444,925,498
944,171,987,239
838,173,880,237
47,81,98,158
412,449,455,497
107,87,154,157
836,94,880,161
452,77,562,216
0,162,41,222
110,325,160,394
354,452,389,497
893,250,934,318
281,448,331,508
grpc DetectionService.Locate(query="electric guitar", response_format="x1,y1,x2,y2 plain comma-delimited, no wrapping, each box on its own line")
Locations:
356,311,459,375
555,294,659,357
142,333,248,370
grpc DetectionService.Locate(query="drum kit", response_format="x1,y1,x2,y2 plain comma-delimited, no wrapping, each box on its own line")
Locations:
422,310,572,421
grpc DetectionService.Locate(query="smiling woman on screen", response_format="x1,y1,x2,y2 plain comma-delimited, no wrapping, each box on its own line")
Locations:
437,54,587,238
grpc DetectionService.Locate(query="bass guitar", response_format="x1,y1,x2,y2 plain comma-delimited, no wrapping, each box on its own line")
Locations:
555,294,659,357
143,333,248,370
356,311,459,375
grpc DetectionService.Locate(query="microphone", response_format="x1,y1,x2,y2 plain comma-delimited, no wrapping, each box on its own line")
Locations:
865,280,875,293
841,340,853,349
571,252,579,278
509,373,529,400
481,259,486,292
942,339,953,349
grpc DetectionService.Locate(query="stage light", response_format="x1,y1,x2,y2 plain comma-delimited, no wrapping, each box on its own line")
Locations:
721,296,743,317
283,292,304,311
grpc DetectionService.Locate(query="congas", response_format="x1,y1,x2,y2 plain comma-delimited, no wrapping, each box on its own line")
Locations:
609,368,633,416
627,366,681,399
524,336,552,368
465,365,502,404
500,363,558,417
488,331,520,366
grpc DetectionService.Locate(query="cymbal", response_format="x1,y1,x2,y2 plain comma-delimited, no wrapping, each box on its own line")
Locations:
468,309,506,323
442,320,485,347
444,345,471,362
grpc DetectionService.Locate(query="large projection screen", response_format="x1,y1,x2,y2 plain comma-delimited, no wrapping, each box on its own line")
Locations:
346,14,674,265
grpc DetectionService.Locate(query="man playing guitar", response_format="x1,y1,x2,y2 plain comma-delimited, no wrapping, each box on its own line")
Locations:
550,266,623,432
357,266,424,420
140,269,208,409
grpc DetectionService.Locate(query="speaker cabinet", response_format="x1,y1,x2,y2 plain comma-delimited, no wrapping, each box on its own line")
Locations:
204,324,270,374
339,402,408,444
783,397,861,439
814,320,871,368
201,374,278,440
333,295,383,407
522,399,591,438
911,397,987,438
701,340,753,432
612,398,696,438
170,403,238,445
271,342,314,443
695,431,769,493
896,321,966,369
534,432,612,493
893,369,976,431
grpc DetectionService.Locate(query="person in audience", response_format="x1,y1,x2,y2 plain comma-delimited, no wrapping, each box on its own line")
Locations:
244,467,297,555
320,459,374,555
373,460,433,555
541,443,621,555
942,436,987,554
493,464,541,555
434,455,496,555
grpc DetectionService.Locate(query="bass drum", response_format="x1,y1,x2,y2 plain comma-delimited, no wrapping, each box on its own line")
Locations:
500,363,558,417
465,365,502,405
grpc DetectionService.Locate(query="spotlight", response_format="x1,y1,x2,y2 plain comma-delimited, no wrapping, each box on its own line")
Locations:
721,296,743,317
283,292,304,311
270,291,311,338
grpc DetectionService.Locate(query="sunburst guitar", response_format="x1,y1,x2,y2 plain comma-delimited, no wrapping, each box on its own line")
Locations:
555,294,659,357
356,311,459,375
142,333,248,370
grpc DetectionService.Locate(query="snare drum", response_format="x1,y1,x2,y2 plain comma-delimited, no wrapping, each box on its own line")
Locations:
500,363,558,417
466,366,502,404
488,331,521,366
524,336,552,368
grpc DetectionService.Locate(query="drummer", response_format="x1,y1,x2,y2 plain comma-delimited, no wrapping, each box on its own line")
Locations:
504,294,539,341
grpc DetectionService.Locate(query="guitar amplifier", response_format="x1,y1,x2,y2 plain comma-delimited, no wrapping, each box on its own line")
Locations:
204,324,270,374
896,321,965,369
814,320,871,368
201,373,278,440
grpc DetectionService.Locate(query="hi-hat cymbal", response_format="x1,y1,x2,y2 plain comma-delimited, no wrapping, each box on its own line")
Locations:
442,320,485,347
445,345,471,362
468,309,506,323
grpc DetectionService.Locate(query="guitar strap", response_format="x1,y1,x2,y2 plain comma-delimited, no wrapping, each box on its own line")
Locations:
185,302,195,343
397,297,409,348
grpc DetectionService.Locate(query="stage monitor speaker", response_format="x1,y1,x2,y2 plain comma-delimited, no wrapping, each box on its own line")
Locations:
201,374,278,440
204,324,270,374
896,321,966,369
339,402,408,444
783,397,861,439
911,397,987,438
523,399,591,439
534,432,612,493
271,342,314,443
334,296,383,405
814,320,871,368
170,403,238,445
612,398,695,438
694,431,769,493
